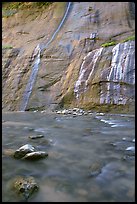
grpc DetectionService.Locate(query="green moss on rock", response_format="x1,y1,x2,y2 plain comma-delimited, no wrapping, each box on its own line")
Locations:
121,35,135,43
2,45,13,49
101,41,116,47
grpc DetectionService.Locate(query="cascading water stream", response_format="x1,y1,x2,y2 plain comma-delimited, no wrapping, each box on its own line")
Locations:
20,44,41,111
74,48,103,99
104,41,135,104
20,2,72,111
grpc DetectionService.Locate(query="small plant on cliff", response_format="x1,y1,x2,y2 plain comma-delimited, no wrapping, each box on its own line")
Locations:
34,2,53,8
3,2,24,10
2,45,13,49
121,35,135,43
101,41,116,47
2,2,53,12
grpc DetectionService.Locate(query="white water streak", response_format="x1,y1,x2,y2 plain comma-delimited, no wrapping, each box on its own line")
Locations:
100,41,135,105
20,44,41,111
20,2,72,111
74,47,103,99
43,2,72,49
85,48,103,87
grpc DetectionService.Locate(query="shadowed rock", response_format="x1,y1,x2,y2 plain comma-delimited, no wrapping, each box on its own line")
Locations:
22,151,48,160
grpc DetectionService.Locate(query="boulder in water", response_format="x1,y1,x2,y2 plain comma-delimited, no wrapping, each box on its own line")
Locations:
22,151,48,160
14,144,35,159
13,176,39,200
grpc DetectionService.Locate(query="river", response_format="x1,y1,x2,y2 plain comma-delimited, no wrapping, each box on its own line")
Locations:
2,111,135,202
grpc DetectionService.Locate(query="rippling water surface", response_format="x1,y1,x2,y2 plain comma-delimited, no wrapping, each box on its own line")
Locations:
2,111,135,202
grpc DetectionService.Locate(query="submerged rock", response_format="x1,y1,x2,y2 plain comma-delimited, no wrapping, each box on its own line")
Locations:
3,148,15,157
88,162,103,177
14,144,35,159
13,176,39,200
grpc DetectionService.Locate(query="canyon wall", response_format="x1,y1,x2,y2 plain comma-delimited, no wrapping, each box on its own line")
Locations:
2,2,135,113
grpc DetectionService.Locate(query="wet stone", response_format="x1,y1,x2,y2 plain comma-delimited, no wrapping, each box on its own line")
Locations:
13,176,39,200
14,144,35,159
29,134,44,139
125,146,135,156
55,108,94,116
23,127,34,131
22,151,48,160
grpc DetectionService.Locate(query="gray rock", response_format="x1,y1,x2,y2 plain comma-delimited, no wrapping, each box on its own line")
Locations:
125,146,135,156
29,134,44,139
14,144,35,159
22,151,48,160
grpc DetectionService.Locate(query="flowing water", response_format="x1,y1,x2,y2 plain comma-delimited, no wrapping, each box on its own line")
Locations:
2,111,135,202
20,44,41,111
20,2,72,111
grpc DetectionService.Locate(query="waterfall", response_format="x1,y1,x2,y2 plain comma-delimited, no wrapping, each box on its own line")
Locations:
100,40,135,104
20,2,72,111
41,2,72,50
20,44,41,111
74,47,103,99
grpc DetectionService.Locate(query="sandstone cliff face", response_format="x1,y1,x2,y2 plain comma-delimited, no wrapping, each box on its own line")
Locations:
2,2,135,113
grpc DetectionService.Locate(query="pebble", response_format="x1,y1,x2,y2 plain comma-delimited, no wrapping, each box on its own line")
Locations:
41,110,47,113
24,127,34,131
33,110,38,112
125,146,135,151
29,135,44,139
54,108,95,116
125,146,135,156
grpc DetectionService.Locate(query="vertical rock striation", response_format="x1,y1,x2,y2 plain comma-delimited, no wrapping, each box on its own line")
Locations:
74,47,103,99
2,2,135,113
100,40,135,105
72,40,135,111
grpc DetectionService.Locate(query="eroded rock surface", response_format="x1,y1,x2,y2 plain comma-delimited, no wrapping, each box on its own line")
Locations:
2,2,135,113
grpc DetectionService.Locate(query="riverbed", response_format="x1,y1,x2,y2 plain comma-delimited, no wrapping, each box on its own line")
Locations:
2,111,135,202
